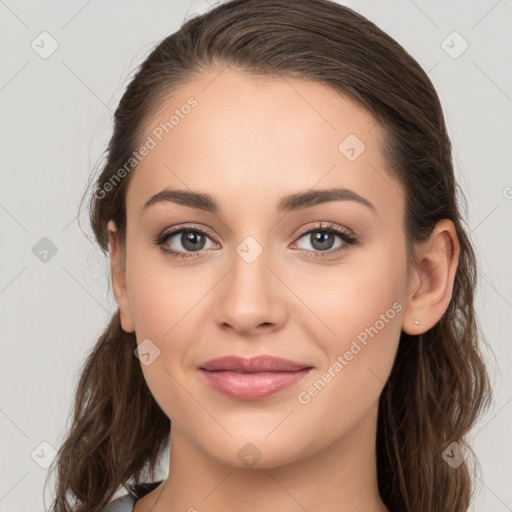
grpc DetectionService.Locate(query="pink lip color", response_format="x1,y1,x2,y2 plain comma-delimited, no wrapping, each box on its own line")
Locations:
199,355,313,400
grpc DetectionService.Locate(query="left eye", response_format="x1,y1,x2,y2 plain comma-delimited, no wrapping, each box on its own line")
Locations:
293,224,358,256
295,229,344,252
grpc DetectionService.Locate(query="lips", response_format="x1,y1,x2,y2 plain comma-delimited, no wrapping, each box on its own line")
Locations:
200,354,311,372
199,355,313,400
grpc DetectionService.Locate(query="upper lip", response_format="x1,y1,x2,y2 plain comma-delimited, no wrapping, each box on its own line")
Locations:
199,355,313,373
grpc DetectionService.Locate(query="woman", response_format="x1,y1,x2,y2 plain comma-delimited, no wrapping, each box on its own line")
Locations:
47,0,492,511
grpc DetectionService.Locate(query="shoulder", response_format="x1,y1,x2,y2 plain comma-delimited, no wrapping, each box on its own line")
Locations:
101,494,135,512
101,481,164,512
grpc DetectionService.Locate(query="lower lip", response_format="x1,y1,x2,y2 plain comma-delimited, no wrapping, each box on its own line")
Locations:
199,368,312,400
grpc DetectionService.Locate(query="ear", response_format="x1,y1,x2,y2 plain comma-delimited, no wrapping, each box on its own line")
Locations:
107,220,135,333
402,219,460,335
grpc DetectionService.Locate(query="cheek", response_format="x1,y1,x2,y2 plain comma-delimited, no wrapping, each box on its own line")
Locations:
296,251,405,432
124,246,205,422
296,240,407,347
125,242,205,338
124,243,217,403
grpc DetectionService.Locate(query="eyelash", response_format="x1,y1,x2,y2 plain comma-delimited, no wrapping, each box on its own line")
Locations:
153,222,359,260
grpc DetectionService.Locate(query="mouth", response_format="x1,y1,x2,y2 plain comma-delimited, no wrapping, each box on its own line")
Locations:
198,354,313,400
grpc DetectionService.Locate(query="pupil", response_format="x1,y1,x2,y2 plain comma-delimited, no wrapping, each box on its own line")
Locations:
182,231,205,251
312,231,334,251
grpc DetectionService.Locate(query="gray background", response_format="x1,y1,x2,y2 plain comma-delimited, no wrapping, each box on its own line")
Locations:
1,0,511,510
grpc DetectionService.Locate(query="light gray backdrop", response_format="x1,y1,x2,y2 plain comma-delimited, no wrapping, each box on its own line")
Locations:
1,0,511,510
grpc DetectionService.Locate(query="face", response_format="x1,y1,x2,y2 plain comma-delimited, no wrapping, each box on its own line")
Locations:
110,67,412,469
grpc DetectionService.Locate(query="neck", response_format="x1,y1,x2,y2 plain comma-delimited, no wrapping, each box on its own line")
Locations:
143,401,388,512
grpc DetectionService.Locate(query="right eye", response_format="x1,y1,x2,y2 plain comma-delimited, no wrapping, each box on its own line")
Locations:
154,225,219,259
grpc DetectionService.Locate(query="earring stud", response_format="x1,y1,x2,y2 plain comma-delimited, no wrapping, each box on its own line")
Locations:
414,319,420,326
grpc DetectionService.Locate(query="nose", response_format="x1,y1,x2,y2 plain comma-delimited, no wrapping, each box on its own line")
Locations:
214,245,288,336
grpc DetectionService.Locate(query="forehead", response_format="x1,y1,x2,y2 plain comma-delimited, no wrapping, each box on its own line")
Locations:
126,67,400,219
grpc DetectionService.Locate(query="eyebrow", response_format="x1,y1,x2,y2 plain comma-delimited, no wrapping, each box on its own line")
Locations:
141,187,377,215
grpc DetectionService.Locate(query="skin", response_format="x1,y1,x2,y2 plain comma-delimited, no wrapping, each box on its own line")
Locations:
107,67,459,512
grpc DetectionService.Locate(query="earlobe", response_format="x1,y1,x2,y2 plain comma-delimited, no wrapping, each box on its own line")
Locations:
402,219,460,335
107,220,135,333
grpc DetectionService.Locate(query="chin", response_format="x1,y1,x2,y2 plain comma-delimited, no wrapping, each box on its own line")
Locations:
200,431,312,470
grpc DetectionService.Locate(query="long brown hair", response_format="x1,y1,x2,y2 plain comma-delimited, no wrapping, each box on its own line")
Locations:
47,1,493,511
